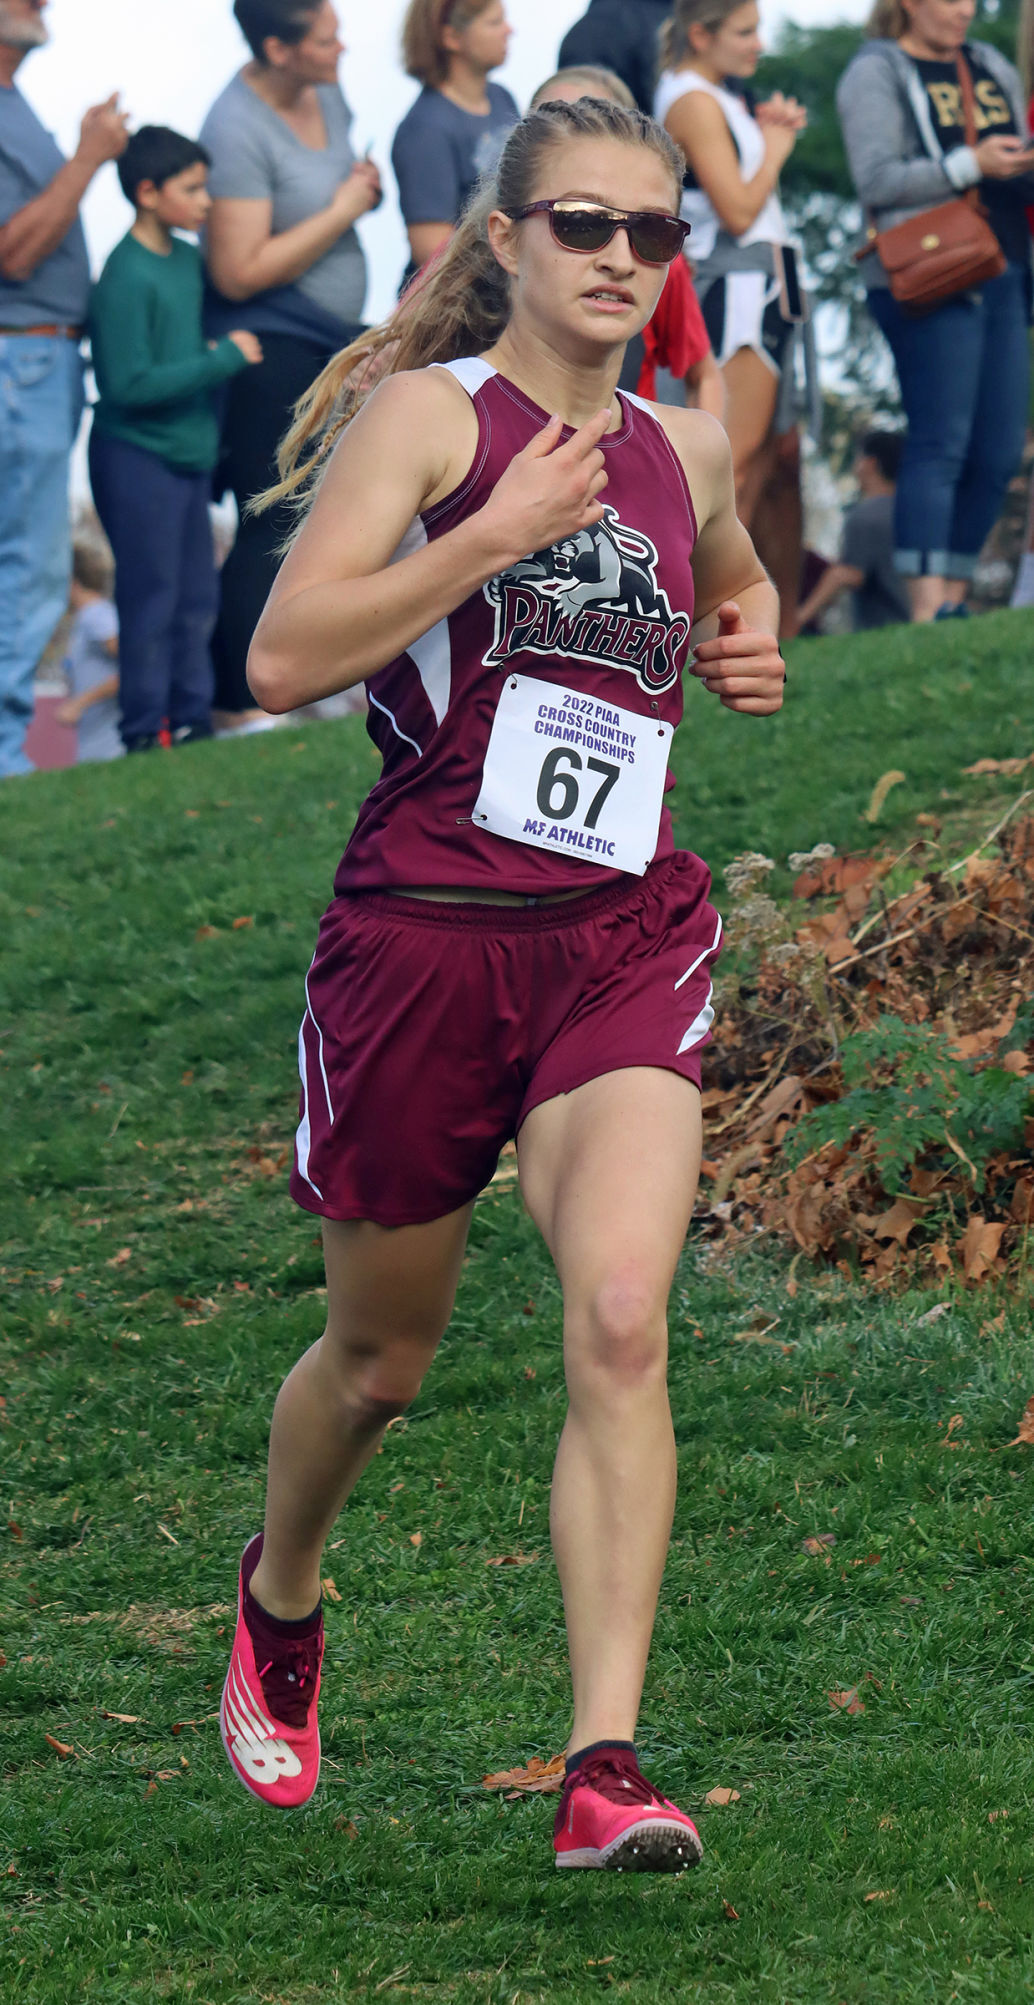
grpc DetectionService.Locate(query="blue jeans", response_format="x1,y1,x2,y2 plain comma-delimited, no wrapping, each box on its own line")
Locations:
868,262,1031,580
0,335,84,777
88,430,218,745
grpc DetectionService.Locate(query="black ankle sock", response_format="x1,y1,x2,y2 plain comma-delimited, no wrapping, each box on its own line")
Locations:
566,1738,637,1776
244,1579,322,1637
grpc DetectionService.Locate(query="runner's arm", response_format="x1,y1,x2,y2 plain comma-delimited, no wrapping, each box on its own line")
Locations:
248,375,612,710
662,410,785,715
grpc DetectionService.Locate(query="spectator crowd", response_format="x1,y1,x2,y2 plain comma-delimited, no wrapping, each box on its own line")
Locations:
1,0,1032,777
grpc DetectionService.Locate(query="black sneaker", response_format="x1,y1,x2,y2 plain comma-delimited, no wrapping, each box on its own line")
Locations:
125,734,162,754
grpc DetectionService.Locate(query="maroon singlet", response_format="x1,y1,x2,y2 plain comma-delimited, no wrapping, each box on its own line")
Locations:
336,358,698,897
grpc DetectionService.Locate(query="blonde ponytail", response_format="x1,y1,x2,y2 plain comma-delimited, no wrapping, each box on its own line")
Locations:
258,98,684,518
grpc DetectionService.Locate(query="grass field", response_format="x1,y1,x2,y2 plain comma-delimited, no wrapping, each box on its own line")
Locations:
2,612,1033,2003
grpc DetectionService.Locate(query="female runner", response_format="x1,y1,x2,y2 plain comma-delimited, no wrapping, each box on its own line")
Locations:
219,95,785,1873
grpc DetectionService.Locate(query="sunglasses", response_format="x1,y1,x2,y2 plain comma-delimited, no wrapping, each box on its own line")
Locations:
506,199,691,266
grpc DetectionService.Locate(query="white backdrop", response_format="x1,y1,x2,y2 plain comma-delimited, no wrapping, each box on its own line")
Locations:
20,0,868,324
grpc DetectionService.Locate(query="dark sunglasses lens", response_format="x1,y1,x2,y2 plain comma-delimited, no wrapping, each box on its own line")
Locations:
550,205,615,252
629,217,684,264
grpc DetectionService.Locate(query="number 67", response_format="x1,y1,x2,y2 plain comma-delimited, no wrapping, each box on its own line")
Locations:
536,748,620,828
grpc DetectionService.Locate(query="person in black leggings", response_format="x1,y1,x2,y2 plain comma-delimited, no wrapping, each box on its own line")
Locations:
200,0,379,728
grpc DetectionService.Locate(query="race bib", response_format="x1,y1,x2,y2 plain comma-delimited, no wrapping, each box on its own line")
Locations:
472,675,672,877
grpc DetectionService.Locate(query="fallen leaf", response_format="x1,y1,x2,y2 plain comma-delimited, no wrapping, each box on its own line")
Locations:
44,1734,76,1759
485,1551,539,1567
482,1754,566,1794
858,1196,926,1246
195,924,219,940
801,1533,836,1555
722,1900,740,1921
8,1521,23,1541
334,1817,360,1839
988,1809,1009,1822
108,1247,132,1268
232,915,254,930
915,1302,951,1328
828,1687,865,1715
408,1531,422,1549
320,1577,342,1602
863,1889,895,1903
863,769,906,823
1007,1396,1034,1448
99,1711,140,1724
704,1787,741,1807
960,1215,1005,1282
144,1781,158,1798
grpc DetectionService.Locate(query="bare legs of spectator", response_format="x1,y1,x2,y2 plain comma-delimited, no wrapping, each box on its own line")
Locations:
751,427,803,641
720,348,801,638
907,575,966,621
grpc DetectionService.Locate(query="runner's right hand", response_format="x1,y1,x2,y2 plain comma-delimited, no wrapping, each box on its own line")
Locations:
228,330,264,365
478,411,612,564
77,95,130,168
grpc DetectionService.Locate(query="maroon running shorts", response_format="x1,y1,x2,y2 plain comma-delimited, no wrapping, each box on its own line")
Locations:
291,850,722,1227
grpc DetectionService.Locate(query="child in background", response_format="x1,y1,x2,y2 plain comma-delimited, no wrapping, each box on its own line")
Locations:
88,126,262,753
55,542,122,764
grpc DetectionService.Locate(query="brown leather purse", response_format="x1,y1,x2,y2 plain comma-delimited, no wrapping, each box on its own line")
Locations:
856,52,1006,312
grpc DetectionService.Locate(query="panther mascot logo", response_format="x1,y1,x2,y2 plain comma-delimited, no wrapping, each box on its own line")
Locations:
483,505,692,694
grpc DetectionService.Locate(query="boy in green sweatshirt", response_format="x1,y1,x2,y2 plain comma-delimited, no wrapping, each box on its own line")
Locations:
88,126,262,752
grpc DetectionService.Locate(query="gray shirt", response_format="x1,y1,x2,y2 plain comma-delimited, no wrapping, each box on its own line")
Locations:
0,83,90,326
200,70,367,344
842,493,910,629
391,84,519,228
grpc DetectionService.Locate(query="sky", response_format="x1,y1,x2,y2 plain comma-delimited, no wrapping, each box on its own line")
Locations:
18,0,868,324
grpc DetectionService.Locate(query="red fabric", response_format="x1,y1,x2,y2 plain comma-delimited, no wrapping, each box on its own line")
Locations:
291,852,722,1225
637,257,711,401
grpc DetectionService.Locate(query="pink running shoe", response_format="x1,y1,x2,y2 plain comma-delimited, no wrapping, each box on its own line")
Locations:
220,1534,323,1810
553,1749,703,1872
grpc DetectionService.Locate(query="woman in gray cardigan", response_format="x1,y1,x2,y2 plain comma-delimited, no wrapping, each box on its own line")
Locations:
838,0,1034,621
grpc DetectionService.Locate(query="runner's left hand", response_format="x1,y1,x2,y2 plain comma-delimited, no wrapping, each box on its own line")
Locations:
691,601,786,714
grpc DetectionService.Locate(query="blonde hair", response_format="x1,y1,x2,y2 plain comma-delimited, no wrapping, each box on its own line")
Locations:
866,0,909,37
530,64,637,112
401,0,496,88
659,0,754,71
262,98,684,515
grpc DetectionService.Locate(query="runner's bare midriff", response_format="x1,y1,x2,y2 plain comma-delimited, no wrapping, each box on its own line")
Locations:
385,884,598,906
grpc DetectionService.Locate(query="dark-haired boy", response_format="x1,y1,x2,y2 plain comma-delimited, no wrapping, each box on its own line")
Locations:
88,125,262,752
794,430,910,635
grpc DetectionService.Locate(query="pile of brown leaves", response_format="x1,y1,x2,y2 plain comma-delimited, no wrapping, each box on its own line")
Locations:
699,802,1034,1285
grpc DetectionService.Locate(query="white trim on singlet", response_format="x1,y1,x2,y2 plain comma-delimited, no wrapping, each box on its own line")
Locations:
437,356,498,396
389,516,452,725
368,688,424,758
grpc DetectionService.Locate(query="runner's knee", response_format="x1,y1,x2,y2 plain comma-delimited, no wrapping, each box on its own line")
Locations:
567,1269,668,1388
319,1328,441,1436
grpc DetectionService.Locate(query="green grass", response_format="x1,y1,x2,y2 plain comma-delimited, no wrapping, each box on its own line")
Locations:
2,612,1033,2003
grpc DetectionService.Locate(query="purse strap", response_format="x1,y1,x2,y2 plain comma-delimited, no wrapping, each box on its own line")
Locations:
954,51,979,150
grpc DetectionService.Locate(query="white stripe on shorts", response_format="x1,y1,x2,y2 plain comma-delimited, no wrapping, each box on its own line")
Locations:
677,980,715,1056
674,912,723,991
